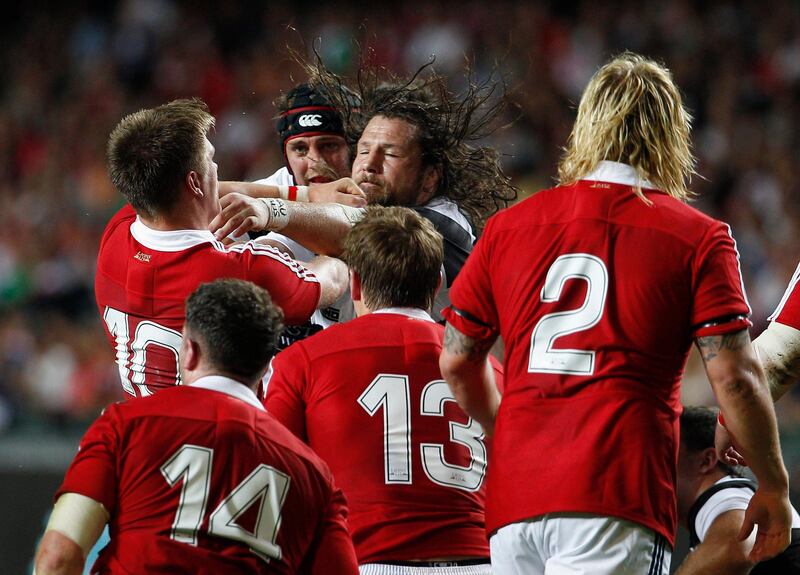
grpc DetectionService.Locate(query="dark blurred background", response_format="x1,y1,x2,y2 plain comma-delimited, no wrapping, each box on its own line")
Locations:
1,0,799,571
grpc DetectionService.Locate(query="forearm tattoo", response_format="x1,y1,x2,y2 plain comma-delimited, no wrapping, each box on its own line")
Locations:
696,330,750,362
443,323,495,361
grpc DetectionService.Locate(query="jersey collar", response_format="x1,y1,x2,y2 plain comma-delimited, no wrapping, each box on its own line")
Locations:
373,307,435,322
189,375,265,410
582,161,656,189
130,218,220,252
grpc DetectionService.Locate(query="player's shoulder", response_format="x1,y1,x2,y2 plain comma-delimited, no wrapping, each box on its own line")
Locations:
289,313,442,358
100,204,136,243
255,409,336,480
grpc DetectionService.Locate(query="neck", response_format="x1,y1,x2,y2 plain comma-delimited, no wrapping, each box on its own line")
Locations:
140,201,214,232
182,367,259,391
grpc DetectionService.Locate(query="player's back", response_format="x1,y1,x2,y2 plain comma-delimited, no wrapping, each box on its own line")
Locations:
95,205,318,396
266,311,496,563
76,385,344,574
456,162,750,542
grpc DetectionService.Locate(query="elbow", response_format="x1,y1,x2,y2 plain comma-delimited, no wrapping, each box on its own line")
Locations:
35,532,84,575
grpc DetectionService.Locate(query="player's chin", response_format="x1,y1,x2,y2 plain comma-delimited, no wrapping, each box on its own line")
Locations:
357,182,387,203
307,176,334,185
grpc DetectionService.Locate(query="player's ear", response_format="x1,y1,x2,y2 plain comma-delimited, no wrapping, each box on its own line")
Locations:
700,447,718,473
350,269,362,302
186,170,203,198
416,163,441,205
180,333,201,373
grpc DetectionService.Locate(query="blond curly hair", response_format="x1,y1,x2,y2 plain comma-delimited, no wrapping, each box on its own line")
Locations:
558,52,697,202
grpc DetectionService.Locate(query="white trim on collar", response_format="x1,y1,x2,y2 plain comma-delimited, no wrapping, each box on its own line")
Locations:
582,161,656,189
130,218,222,253
189,375,265,410
373,307,435,323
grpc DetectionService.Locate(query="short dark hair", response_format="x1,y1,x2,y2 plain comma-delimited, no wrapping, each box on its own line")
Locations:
680,406,739,476
107,98,214,220
304,60,519,232
185,279,284,380
343,206,443,311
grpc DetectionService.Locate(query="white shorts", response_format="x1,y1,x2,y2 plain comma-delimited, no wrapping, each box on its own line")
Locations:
489,513,671,575
360,561,492,575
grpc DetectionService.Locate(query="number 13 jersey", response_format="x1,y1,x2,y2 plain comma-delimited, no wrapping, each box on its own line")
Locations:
443,161,751,545
264,309,504,564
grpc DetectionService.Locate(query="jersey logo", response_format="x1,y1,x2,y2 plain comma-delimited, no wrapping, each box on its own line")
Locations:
134,251,151,262
297,114,322,127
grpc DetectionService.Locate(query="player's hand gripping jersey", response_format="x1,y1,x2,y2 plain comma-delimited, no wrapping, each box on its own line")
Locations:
95,205,320,396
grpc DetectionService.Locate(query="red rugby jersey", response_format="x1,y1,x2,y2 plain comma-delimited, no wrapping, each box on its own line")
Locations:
264,309,504,564
57,377,358,575
95,205,320,397
769,261,800,330
443,161,751,545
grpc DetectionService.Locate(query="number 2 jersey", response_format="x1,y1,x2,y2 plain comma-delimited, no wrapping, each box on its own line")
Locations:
56,377,358,574
95,205,321,397
264,309,504,564
443,161,751,545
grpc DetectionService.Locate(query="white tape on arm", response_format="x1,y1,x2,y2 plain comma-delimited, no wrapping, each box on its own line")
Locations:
45,493,110,557
258,198,290,231
753,321,800,399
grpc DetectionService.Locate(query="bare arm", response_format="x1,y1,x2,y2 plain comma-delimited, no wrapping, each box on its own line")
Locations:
219,178,367,207
210,194,364,256
34,493,109,575
303,256,349,309
675,510,755,575
439,323,500,436
697,329,791,561
752,321,800,402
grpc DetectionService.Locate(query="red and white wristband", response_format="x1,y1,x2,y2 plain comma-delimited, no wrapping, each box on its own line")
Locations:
718,412,727,429
277,185,309,202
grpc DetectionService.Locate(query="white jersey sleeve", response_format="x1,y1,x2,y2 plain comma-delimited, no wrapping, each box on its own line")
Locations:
253,166,295,187
693,478,753,542
693,476,800,542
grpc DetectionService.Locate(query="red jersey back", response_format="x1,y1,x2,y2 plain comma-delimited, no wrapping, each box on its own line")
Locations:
444,162,750,544
264,310,503,564
95,205,320,397
57,379,358,575
769,261,800,330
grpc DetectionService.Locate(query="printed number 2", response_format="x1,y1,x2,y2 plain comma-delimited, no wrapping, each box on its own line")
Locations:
528,254,608,375
161,444,290,562
357,374,487,492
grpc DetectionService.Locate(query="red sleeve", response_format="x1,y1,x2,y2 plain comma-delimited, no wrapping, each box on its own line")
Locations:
239,241,321,325
56,405,120,512
489,355,505,395
691,222,752,337
264,344,310,441
304,487,359,575
443,218,500,341
768,262,800,330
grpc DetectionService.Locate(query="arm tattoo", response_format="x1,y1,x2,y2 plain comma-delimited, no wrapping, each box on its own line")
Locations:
696,330,750,362
443,323,495,361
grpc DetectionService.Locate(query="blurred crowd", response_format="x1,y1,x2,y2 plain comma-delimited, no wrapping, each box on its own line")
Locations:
1,0,799,438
